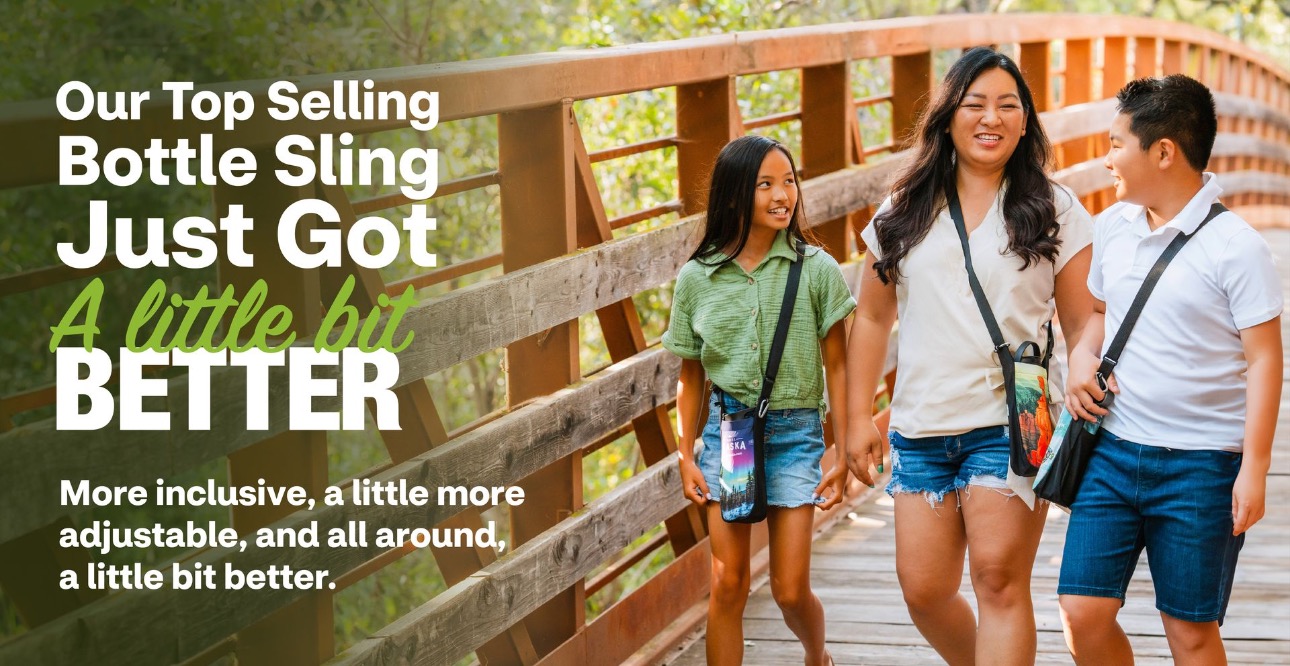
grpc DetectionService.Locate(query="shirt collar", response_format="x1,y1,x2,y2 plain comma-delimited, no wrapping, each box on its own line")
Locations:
1114,172,1224,235
701,230,800,276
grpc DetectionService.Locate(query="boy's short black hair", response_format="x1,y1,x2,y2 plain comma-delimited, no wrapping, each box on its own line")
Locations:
1115,74,1217,172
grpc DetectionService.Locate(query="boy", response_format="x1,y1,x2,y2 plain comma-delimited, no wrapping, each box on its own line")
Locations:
1058,74,1284,665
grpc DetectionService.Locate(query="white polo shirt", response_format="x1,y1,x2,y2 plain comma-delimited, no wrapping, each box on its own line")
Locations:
862,183,1093,438
1090,173,1283,452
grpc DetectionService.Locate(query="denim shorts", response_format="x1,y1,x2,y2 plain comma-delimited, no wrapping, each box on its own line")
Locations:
886,425,1011,506
696,391,826,508
1058,430,1244,624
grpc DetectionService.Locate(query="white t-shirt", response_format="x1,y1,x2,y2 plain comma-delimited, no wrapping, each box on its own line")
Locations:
862,183,1093,438
1090,173,1283,452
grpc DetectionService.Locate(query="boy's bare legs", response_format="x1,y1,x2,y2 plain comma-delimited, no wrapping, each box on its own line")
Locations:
706,503,752,666
767,505,831,666
962,487,1048,666
893,493,976,666
1059,595,1134,665
1161,615,1227,666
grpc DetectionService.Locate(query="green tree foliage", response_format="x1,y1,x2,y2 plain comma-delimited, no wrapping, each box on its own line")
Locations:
0,0,1283,652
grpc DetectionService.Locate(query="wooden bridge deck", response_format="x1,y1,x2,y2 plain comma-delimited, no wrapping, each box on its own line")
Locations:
665,228,1290,665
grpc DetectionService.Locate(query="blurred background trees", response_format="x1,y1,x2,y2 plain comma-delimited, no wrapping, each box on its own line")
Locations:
1,0,1284,650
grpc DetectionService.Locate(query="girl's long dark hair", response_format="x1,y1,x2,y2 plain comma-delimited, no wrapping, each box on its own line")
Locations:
691,135,816,266
873,46,1061,285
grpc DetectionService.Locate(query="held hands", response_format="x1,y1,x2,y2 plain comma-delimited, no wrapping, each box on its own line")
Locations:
845,421,885,488
1065,347,1120,422
1232,466,1267,536
813,463,848,510
678,454,710,506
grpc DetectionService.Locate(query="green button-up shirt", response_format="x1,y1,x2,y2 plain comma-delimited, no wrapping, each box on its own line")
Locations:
662,231,857,411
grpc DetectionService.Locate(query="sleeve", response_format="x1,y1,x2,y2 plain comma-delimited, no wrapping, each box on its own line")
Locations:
661,266,703,360
808,249,858,338
1052,184,1093,275
858,196,893,260
1087,208,1109,302
1218,228,1284,330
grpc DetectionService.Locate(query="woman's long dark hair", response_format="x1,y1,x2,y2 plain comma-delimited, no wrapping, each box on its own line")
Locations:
873,46,1060,285
691,135,817,266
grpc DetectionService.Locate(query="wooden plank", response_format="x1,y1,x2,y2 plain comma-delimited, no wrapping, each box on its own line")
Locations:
329,460,691,666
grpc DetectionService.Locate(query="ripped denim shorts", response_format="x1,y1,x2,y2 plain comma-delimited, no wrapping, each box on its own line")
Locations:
886,425,1010,506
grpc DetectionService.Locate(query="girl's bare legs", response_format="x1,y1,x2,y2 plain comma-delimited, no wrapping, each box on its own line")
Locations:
706,502,753,666
768,505,831,665
961,488,1048,666
893,493,976,666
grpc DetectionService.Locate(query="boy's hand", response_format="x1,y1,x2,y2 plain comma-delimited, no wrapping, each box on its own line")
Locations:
1065,347,1119,422
814,463,848,510
678,456,709,506
1232,466,1267,535
845,422,885,487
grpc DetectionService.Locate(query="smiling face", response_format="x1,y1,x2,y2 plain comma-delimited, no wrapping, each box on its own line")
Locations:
950,67,1028,177
1105,111,1156,204
750,148,797,233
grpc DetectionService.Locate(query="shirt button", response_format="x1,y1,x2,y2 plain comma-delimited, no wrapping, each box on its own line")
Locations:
750,307,757,316
751,342,759,350
747,277,754,285
752,378,761,387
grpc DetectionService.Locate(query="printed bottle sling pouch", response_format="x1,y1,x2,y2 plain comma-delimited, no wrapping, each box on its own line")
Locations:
947,187,1054,478
717,241,805,524
1034,203,1227,506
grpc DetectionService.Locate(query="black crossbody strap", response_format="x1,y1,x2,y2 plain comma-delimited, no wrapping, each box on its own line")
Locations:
1096,202,1227,378
757,241,805,417
947,186,1010,357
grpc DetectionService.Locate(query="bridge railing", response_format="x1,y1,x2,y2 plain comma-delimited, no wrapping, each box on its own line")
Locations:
0,14,1286,666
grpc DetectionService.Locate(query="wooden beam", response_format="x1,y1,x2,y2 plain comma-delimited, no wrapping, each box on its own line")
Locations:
1020,42,1052,113
801,62,854,261
214,150,332,666
891,51,932,149
676,77,742,215
499,101,583,658
571,117,706,555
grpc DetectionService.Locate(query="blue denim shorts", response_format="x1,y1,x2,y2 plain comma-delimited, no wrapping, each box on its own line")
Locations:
696,391,826,508
886,425,1011,506
1058,430,1244,624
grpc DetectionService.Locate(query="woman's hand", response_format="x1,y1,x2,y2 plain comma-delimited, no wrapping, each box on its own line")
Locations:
845,421,885,487
678,455,710,505
814,463,848,509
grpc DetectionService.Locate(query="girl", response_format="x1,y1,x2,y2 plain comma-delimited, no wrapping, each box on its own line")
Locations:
846,47,1096,665
663,135,856,666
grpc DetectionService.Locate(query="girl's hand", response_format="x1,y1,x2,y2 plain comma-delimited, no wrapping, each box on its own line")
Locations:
814,463,848,510
678,456,710,505
1065,347,1119,422
845,422,885,487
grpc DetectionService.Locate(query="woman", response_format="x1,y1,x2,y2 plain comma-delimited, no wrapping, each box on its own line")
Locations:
845,47,1095,665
